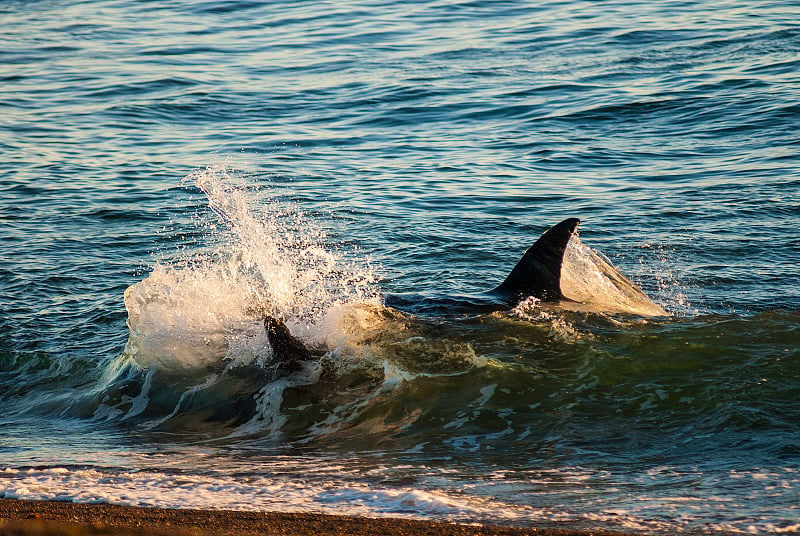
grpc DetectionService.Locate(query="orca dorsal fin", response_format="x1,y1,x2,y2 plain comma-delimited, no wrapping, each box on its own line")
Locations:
492,218,580,304
264,316,314,371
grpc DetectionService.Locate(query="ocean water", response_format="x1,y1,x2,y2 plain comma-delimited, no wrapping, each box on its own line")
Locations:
1,1,799,534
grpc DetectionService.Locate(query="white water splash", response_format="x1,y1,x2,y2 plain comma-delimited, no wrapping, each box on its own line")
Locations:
117,167,491,438
560,236,668,317
123,165,381,372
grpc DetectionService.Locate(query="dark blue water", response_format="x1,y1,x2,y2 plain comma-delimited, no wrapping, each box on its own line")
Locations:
1,1,799,533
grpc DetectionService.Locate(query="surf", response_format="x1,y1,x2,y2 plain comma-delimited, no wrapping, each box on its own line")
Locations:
110,166,671,437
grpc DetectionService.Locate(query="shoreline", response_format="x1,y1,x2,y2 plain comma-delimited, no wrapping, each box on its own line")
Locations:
0,499,632,536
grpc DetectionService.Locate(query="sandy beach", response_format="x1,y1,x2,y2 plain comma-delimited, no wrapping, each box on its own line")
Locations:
0,499,634,536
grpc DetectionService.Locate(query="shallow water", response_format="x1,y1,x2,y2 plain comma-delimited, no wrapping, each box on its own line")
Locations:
1,1,799,534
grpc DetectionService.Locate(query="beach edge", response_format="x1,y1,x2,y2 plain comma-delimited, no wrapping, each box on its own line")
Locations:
0,498,635,536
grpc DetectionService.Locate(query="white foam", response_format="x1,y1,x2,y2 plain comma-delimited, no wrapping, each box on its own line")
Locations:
1,462,797,533
0,465,512,522
123,165,381,372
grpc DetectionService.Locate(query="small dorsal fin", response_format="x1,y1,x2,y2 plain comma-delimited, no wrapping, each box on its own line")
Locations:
492,218,580,304
264,316,314,371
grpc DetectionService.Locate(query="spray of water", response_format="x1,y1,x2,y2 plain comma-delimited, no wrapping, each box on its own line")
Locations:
123,164,381,372
115,166,495,439
560,236,669,317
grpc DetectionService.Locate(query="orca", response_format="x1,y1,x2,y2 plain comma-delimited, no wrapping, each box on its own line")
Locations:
263,315,323,369
263,217,591,362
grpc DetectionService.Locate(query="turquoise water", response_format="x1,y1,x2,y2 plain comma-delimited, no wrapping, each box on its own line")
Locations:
1,1,799,533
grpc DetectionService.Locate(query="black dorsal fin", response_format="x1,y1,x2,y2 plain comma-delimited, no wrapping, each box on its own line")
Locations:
264,316,314,371
492,218,580,303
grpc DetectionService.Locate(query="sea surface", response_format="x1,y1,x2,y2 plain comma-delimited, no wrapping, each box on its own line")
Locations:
1,1,799,534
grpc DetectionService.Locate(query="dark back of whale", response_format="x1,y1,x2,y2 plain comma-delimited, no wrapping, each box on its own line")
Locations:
263,217,581,365
264,316,320,371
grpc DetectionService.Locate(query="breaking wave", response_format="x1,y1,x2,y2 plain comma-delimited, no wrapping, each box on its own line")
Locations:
76,165,680,445
108,166,487,439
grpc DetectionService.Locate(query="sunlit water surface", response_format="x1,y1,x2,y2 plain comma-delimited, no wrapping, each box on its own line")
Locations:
1,1,799,534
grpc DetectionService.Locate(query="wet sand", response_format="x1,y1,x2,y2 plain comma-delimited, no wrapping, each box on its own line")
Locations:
0,499,631,536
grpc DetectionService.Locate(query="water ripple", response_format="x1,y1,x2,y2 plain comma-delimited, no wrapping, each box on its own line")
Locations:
1,0,799,532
